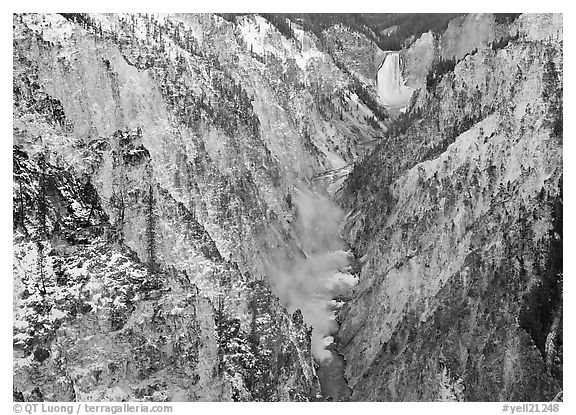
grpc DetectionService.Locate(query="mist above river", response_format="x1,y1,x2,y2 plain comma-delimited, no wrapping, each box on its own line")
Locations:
268,187,357,361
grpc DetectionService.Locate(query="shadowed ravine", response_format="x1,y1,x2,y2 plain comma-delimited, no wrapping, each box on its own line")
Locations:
317,347,352,401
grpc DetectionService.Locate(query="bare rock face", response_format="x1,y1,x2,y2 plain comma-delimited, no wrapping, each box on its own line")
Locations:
402,31,436,90
439,13,500,61
402,13,533,92
338,13,562,401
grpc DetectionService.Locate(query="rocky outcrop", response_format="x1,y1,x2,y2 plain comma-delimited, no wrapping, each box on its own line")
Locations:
338,13,562,401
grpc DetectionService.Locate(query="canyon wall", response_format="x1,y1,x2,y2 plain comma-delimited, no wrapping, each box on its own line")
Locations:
338,13,563,401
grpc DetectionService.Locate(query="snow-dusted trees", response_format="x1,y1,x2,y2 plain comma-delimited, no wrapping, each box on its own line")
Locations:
108,188,125,243
13,147,30,235
35,160,49,295
144,183,158,272
436,366,464,401
542,47,563,141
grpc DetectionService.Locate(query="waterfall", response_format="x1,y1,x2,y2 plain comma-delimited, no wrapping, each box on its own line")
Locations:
377,52,414,108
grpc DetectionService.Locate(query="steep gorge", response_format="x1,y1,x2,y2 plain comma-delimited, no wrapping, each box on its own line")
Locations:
13,12,379,401
13,12,563,402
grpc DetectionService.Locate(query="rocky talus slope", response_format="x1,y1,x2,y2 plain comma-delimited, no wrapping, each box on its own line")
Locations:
338,13,562,401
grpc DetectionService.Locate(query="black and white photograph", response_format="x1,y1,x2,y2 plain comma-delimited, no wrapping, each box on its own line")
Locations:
9,3,566,410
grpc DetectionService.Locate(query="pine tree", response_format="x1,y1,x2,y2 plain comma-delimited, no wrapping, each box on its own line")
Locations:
37,168,48,238
36,241,47,296
109,189,125,243
36,165,48,296
15,174,27,234
145,183,157,272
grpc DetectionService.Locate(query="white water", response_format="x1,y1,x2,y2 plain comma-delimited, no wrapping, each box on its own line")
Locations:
377,52,414,108
268,187,357,362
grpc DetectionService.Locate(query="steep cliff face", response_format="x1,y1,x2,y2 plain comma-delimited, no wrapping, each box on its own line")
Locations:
13,13,390,402
403,13,525,92
322,24,386,87
338,14,562,401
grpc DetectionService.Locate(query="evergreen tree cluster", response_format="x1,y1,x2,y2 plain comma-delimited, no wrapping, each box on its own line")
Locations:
141,18,261,138
260,14,297,42
162,17,201,56
158,60,260,137
217,13,244,24
423,23,522,95
494,13,522,24
541,48,563,141
144,183,157,271
364,115,381,130
59,13,94,28
218,13,298,46
425,47,479,93
245,281,278,400
213,279,310,401
425,56,457,92
285,14,372,46
362,13,463,51
518,185,563,365
350,77,389,122
113,128,151,167
13,146,109,241
491,32,520,51
307,78,346,121
259,53,306,110
328,53,389,123
385,107,423,137
281,13,460,52
219,13,463,53
13,48,71,131
61,13,261,138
